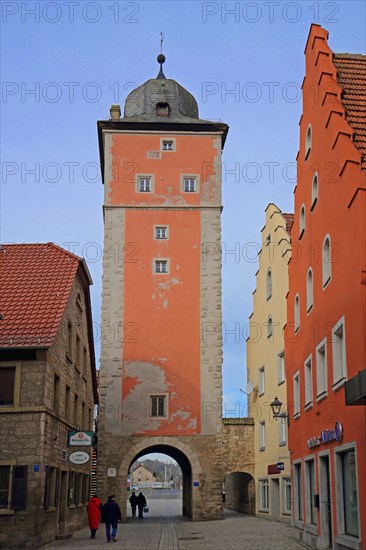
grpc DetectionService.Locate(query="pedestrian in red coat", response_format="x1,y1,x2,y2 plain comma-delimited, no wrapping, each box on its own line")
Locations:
87,495,102,539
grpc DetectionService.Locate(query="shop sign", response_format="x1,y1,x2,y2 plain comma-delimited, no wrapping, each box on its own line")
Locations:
307,421,343,449
69,451,90,465
276,462,285,470
68,431,93,446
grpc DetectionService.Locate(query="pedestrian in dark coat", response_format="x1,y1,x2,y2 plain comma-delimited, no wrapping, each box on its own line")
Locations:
101,495,122,542
136,492,147,518
87,495,102,539
129,490,138,517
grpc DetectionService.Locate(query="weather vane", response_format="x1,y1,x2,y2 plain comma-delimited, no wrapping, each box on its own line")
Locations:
160,32,164,54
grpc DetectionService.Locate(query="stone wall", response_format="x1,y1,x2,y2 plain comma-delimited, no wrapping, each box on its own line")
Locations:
222,418,255,515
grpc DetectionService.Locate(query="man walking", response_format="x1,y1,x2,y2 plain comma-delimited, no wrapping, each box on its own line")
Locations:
136,491,147,519
102,495,121,542
129,490,138,517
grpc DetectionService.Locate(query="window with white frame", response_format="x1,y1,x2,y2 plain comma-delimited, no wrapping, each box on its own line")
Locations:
278,416,287,446
305,124,312,160
161,139,174,151
306,268,314,312
267,317,273,339
155,226,168,240
259,479,269,511
294,294,300,332
283,477,292,515
138,177,152,192
154,259,168,274
304,355,313,407
183,177,197,192
311,173,318,210
322,235,332,287
332,316,347,388
305,459,317,525
259,421,266,451
150,395,167,417
294,462,303,520
293,371,300,418
277,351,285,385
299,205,306,239
266,269,272,300
335,448,359,537
316,339,328,399
258,366,265,396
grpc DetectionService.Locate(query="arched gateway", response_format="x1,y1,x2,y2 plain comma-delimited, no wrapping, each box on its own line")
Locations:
96,53,229,521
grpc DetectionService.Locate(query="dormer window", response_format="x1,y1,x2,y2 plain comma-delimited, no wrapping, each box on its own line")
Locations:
156,102,169,116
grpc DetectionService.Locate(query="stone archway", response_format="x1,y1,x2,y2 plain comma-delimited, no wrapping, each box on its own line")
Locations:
119,437,202,520
224,472,255,515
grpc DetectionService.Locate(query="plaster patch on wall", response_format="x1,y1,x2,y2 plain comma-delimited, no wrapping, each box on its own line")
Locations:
163,298,168,309
158,277,181,291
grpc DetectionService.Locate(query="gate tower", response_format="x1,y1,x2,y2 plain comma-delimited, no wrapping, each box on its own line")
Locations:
97,53,228,520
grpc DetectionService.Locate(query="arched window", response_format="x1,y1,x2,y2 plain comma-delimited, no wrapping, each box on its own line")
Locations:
307,268,314,312
322,235,332,287
299,204,306,239
305,124,312,160
294,294,300,332
267,316,273,338
156,102,169,116
266,270,272,300
311,173,318,210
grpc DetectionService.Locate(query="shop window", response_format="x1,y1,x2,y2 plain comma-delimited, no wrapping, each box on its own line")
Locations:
294,462,303,521
259,479,269,511
305,459,317,525
335,448,359,537
283,477,292,515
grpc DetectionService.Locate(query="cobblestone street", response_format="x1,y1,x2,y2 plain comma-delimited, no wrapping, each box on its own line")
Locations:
45,509,308,550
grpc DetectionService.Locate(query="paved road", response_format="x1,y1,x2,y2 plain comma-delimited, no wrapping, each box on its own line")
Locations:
44,491,309,550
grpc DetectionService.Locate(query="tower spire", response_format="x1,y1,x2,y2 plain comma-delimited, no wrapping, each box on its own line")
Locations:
157,32,166,79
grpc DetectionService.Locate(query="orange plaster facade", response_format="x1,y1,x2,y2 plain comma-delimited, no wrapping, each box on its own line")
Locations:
106,132,222,437
286,24,366,550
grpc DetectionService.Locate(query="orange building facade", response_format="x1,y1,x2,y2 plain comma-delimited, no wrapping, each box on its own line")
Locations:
286,25,366,550
97,57,229,520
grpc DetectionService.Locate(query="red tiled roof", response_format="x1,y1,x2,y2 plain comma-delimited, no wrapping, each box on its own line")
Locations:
283,213,294,233
333,53,366,170
0,243,80,348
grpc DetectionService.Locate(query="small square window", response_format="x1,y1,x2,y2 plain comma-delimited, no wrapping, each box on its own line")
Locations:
184,178,196,192
150,395,167,417
138,178,151,192
161,140,174,151
155,260,168,274
155,226,168,240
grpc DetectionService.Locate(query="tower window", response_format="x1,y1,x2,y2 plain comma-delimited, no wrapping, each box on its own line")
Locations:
155,226,168,240
154,259,168,274
150,395,167,417
156,102,169,116
305,124,312,160
138,177,151,192
184,178,196,192
311,173,318,210
161,139,175,151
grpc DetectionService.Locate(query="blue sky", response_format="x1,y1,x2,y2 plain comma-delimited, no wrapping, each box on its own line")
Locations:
2,1,365,421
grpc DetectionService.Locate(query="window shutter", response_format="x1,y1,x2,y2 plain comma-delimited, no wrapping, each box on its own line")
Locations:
11,466,27,511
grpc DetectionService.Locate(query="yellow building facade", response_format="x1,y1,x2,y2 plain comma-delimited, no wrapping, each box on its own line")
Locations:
247,203,293,522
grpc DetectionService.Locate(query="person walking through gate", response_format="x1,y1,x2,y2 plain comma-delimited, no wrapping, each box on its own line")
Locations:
101,495,122,542
136,491,147,518
129,490,138,517
87,495,102,539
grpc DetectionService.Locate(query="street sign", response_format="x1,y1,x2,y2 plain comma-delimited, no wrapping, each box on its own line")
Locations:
277,462,285,470
68,431,93,446
69,451,90,465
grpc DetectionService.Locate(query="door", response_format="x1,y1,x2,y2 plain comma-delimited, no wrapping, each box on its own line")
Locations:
271,479,280,520
319,456,332,548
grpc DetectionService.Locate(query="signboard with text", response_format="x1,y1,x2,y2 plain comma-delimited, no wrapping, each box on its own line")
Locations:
68,431,93,447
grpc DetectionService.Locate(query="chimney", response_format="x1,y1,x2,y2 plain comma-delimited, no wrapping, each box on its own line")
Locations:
110,104,121,120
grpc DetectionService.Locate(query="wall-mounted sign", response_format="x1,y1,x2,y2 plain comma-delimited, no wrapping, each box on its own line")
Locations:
193,481,199,487
307,421,343,449
268,464,281,475
33,465,40,472
69,451,90,465
276,462,285,471
108,468,116,477
68,431,93,447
